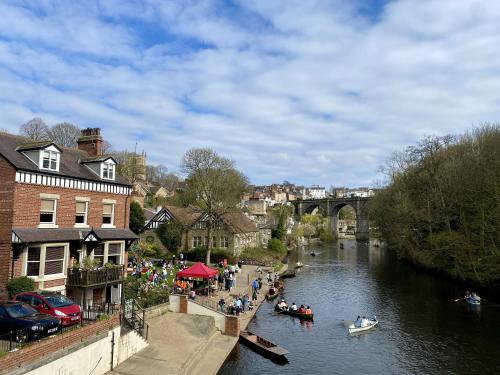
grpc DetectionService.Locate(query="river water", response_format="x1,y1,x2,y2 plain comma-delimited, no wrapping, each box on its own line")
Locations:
218,240,500,375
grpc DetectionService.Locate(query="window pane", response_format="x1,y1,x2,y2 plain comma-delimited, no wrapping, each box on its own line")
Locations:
76,202,86,213
108,243,122,255
75,214,85,223
43,159,50,168
94,245,104,256
28,247,41,261
40,213,54,223
45,260,63,275
41,199,55,211
103,204,113,215
103,216,112,224
50,160,57,170
27,263,40,276
45,246,64,261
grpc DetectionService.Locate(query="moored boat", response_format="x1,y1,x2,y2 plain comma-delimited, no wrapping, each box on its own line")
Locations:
466,296,481,305
274,305,314,320
348,318,378,334
266,282,283,300
310,251,316,256
239,330,288,362
281,270,296,278
295,261,303,268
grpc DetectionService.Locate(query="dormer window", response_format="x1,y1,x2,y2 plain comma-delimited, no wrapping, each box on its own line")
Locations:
102,162,115,180
42,150,59,171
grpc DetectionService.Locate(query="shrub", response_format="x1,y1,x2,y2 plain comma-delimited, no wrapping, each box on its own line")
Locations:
318,227,335,242
130,201,146,234
187,247,237,265
267,238,286,255
8,276,35,298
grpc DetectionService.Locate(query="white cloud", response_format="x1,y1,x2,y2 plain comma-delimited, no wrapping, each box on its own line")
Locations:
0,0,499,187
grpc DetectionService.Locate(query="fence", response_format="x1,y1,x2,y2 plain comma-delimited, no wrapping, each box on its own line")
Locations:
0,304,120,354
123,299,149,340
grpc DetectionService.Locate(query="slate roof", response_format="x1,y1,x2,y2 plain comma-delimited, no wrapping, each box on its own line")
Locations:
0,132,130,186
164,205,204,227
220,211,259,234
12,227,138,243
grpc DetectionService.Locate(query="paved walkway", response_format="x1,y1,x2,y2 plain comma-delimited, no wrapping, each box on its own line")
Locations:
110,264,284,375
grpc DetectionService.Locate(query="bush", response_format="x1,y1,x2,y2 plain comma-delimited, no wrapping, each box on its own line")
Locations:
267,238,286,255
8,276,35,298
130,201,146,234
186,247,237,265
318,227,335,242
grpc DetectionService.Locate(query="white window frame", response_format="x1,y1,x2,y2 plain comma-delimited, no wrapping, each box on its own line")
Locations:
102,202,115,228
24,243,68,282
192,236,202,248
101,162,115,180
220,236,229,248
105,241,124,265
39,148,60,172
75,201,89,227
39,198,58,228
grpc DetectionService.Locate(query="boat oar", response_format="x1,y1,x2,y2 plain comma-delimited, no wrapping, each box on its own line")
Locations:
454,298,465,302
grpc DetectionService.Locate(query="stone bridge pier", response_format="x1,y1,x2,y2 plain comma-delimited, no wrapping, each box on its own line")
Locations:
295,197,371,241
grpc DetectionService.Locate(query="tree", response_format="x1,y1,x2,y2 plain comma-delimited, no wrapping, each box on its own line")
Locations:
129,201,146,234
181,148,248,264
156,221,184,252
20,118,49,140
48,122,80,147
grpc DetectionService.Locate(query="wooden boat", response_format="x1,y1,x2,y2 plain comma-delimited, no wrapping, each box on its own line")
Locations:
466,296,481,305
281,270,296,278
348,318,378,334
239,330,288,362
266,282,283,300
274,306,314,320
295,261,303,268
310,251,316,256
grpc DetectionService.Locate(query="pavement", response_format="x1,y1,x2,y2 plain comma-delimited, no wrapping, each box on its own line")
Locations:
109,264,283,375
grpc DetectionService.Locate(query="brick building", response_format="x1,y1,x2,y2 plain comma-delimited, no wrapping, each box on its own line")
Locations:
0,128,137,306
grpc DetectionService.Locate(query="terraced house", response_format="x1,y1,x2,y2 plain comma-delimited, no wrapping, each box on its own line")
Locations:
144,205,259,255
0,128,137,307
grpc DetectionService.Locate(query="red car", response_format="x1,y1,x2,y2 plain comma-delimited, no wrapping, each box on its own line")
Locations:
15,292,81,326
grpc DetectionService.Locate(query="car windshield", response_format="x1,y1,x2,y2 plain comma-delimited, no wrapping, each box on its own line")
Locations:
5,304,38,318
44,294,74,308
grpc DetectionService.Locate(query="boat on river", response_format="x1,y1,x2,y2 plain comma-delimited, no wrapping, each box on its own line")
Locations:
239,330,289,362
348,318,378,334
466,296,481,306
274,305,314,320
266,282,283,300
281,269,296,278
310,251,316,256
295,261,303,268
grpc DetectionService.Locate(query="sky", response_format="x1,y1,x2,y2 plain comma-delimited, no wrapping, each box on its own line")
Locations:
1,0,500,188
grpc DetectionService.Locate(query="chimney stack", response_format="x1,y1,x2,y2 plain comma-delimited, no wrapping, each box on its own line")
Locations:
77,128,103,156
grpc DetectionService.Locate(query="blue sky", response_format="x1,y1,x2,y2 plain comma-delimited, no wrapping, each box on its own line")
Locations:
1,0,500,187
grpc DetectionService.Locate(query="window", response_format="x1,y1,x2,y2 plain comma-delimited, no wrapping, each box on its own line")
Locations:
192,236,202,248
103,203,114,225
220,237,229,248
212,236,217,248
102,163,115,180
75,201,88,225
41,150,59,171
93,245,104,266
40,199,56,224
44,246,65,275
27,247,41,276
107,243,122,264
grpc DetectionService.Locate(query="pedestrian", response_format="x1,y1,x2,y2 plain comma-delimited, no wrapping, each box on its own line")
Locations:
252,289,257,301
218,297,226,312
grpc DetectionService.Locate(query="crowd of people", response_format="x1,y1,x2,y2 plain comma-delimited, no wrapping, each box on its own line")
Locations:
275,299,313,315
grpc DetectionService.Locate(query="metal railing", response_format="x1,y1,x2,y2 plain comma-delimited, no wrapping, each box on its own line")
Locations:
66,265,125,287
123,299,149,340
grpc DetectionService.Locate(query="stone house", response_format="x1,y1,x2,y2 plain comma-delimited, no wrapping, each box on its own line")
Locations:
143,205,260,256
0,128,137,306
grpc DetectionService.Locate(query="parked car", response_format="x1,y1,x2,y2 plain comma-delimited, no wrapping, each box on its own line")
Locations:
15,292,81,326
0,301,60,341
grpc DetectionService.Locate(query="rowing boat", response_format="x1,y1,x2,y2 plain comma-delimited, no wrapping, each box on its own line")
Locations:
281,270,296,278
295,262,303,268
348,318,378,334
266,282,283,300
466,296,481,306
239,330,288,362
274,306,314,320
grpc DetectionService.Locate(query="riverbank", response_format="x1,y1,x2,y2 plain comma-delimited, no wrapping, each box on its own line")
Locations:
110,263,286,375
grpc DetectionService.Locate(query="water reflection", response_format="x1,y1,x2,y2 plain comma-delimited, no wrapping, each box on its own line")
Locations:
219,240,500,375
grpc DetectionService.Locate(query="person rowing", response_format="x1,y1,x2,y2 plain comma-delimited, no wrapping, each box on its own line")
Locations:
305,306,312,315
360,316,369,327
290,302,298,311
278,299,288,310
354,315,362,328
298,304,306,314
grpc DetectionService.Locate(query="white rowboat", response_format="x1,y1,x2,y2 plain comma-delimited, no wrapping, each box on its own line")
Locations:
348,319,378,334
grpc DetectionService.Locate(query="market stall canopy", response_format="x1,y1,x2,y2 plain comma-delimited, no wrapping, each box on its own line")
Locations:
177,262,219,279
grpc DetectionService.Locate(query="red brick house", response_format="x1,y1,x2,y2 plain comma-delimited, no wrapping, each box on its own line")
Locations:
0,128,137,307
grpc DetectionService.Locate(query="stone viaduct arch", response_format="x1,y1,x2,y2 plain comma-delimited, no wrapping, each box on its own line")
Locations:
294,197,371,241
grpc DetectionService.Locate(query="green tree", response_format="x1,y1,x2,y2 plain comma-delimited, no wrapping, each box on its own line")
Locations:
181,148,248,264
156,221,184,253
129,201,146,234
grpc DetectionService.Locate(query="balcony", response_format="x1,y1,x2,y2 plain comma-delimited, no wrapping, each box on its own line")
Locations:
66,265,125,288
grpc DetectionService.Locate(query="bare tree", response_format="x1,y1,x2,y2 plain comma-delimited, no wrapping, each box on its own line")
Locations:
48,122,81,147
181,148,248,264
20,118,50,141
102,140,113,154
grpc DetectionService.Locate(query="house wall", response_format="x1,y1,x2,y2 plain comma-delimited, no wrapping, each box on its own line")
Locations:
12,183,130,228
186,228,235,253
0,156,16,298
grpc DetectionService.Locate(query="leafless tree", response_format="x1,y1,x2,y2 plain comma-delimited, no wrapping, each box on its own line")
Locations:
20,118,50,141
181,148,248,264
48,122,81,148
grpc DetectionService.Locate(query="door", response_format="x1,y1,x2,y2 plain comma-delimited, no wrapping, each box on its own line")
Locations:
105,286,112,303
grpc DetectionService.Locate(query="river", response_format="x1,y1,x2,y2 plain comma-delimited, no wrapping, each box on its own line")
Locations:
218,240,500,375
